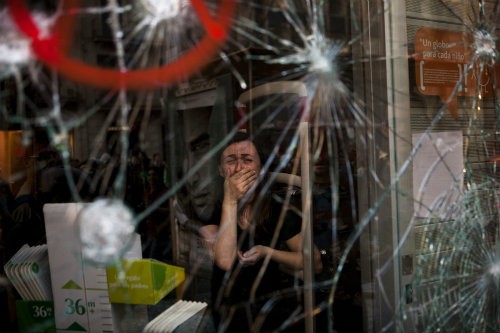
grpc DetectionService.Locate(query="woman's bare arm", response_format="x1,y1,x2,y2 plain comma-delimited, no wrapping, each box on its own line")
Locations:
214,169,257,271
213,199,238,271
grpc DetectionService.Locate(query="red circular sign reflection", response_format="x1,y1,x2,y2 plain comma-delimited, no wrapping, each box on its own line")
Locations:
8,0,235,90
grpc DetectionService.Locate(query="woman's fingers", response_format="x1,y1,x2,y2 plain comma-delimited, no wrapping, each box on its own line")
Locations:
228,169,257,197
239,170,257,190
238,249,254,265
238,246,267,266
233,169,256,183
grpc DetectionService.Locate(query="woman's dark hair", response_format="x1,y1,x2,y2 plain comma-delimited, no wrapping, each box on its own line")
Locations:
218,131,266,166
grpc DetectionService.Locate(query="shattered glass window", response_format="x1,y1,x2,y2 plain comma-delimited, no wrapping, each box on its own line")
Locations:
0,0,498,332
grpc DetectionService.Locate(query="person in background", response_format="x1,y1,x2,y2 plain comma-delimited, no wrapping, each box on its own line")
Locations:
200,132,323,332
179,107,222,225
125,149,149,214
0,173,15,261
171,107,223,280
0,171,15,333
151,153,167,186
6,150,91,259
139,166,171,262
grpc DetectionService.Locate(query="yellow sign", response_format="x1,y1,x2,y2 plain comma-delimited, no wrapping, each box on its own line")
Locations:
106,259,185,305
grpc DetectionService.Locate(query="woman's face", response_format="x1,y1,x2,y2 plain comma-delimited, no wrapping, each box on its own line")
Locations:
220,140,261,178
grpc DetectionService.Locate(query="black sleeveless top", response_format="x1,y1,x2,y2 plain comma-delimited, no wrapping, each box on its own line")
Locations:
210,196,302,332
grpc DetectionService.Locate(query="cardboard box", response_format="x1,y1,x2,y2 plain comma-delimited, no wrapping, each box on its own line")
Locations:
44,203,115,332
106,259,185,305
44,203,147,332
